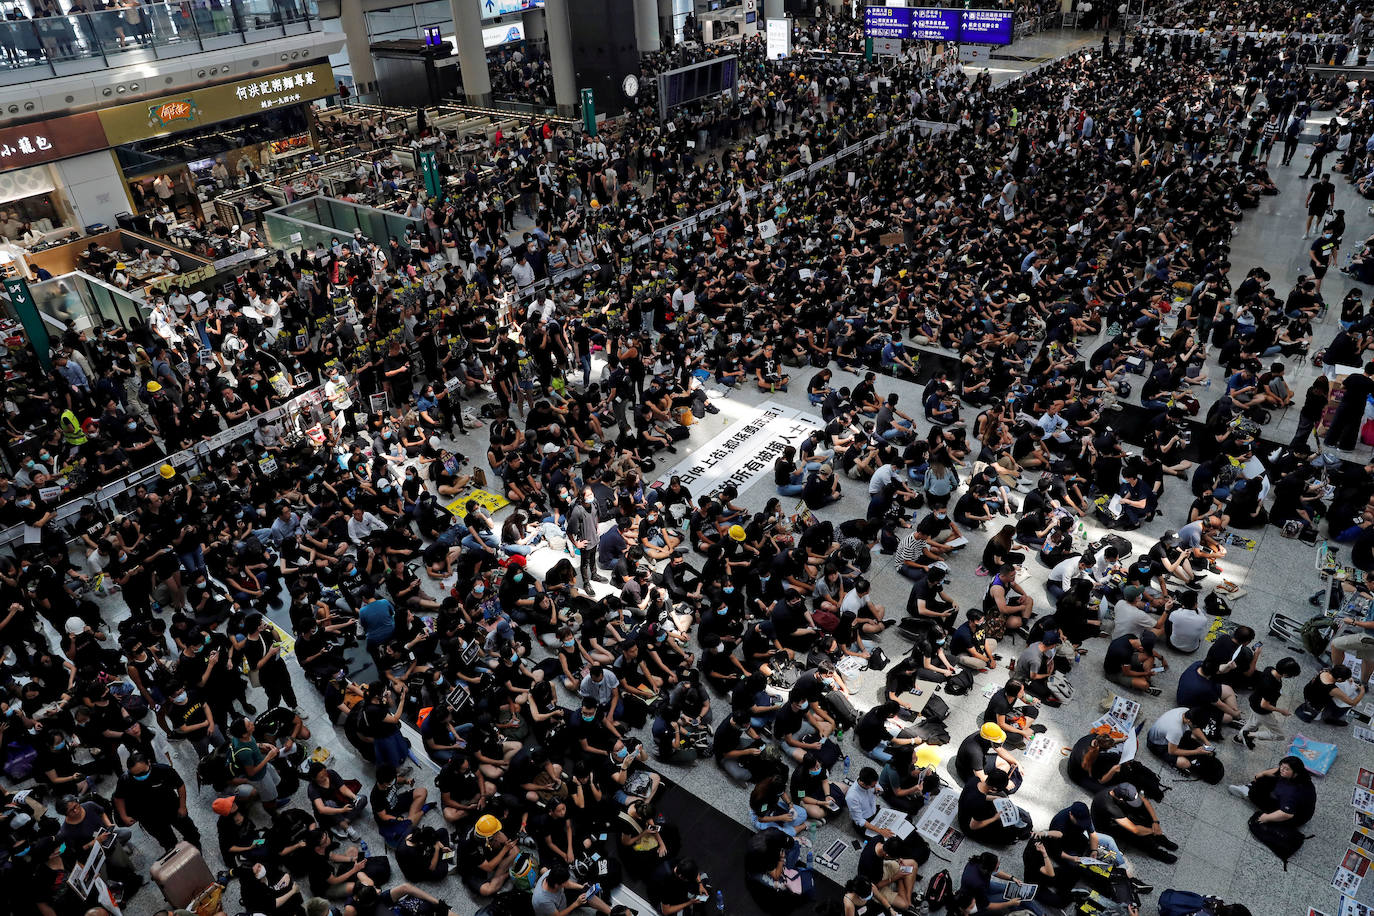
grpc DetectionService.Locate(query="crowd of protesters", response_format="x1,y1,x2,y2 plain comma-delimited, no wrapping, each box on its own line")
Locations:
0,6,1369,916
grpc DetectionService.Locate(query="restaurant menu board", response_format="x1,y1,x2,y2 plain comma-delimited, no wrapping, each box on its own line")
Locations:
863,6,1015,45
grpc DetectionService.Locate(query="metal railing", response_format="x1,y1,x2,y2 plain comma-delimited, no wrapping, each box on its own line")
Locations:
0,0,319,85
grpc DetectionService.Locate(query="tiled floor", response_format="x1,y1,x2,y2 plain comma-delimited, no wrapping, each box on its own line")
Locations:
91,34,1374,916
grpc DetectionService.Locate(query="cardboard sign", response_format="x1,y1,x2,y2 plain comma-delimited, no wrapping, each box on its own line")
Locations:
445,488,510,518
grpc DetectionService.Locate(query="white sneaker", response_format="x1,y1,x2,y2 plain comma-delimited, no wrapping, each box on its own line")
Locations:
1227,783,1250,799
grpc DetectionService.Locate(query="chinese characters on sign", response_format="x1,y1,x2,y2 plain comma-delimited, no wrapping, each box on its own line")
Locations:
862,6,1014,45
0,136,52,158
654,401,823,496
233,70,317,102
0,112,106,172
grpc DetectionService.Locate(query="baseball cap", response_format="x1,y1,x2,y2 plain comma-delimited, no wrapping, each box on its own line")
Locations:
1042,629,1062,647
1139,631,1157,650
1113,783,1143,807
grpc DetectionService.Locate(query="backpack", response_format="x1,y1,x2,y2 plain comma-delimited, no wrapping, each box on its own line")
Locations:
1187,753,1225,785
1298,614,1340,656
1157,890,1208,916
923,869,953,911
943,668,975,696
1248,813,1313,869
197,743,235,791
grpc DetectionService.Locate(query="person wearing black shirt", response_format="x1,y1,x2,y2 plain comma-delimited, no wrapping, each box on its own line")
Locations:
1089,784,1177,863
112,753,200,852
957,769,1031,845
982,680,1041,750
1326,361,1374,450
1237,656,1301,748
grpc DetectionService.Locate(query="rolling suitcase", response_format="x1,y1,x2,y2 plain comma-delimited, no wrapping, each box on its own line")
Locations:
150,840,213,907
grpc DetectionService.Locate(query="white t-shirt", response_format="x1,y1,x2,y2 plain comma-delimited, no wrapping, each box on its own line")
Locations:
1168,608,1209,653
1049,556,1083,589
1146,707,1187,747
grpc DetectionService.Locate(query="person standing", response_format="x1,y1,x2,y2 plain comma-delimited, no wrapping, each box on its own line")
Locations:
1301,127,1333,181
112,753,201,852
1325,361,1374,452
1280,113,1304,166
568,486,604,586
1304,173,1335,238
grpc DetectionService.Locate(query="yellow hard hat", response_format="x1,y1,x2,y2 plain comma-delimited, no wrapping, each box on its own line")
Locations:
728,524,746,542
914,746,942,768
980,723,1007,744
158,463,175,479
146,381,162,392
475,814,502,838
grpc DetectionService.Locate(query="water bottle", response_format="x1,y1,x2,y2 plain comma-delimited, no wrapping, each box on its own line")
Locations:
715,890,726,914
843,755,851,780
359,840,370,858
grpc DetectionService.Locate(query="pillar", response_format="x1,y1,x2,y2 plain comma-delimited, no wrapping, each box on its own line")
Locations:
658,0,675,44
523,8,546,48
764,0,784,21
339,0,377,95
635,0,660,52
543,0,577,117
449,0,492,106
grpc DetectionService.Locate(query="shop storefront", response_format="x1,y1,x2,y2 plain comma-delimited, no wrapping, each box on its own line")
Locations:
0,113,111,248
96,61,337,222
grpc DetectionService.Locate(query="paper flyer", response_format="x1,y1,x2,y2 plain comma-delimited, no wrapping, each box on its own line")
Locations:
1359,768,1374,791
1339,894,1373,916
1353,787,1374,814
1023,734,1056,762
1353,724,1374,746
1332,866,1363,895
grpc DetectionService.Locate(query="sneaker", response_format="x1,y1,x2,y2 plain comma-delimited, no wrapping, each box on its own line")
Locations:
1146,686,1162,696
975,565,990,576
1152,850,1179,864
1183,580,1203,591
1227,784,1251,798
1130,878,1154,895
1323,718,1350,727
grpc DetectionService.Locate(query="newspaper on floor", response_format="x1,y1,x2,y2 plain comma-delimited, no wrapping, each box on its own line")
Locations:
915,790,961,845
1341,897,1374,916
1353,787,1374,815
1023,734,1056,762
1003,881,1038,901
869,806,915,839
1352,725,1374,746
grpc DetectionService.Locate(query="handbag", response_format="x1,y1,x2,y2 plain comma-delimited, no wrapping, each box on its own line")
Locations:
1048,671,1074,701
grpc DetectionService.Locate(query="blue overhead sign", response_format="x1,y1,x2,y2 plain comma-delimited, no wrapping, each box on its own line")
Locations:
862,6,1014,45
958,9,1014,44
864,6,958,41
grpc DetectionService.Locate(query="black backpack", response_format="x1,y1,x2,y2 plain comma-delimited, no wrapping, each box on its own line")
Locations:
924,869,953,911
196,743,234,792
1249,812,1314,870
943,668,975,696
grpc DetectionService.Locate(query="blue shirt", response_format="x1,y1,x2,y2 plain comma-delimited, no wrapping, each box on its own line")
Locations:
1175,660,1221,708
359,599,395,644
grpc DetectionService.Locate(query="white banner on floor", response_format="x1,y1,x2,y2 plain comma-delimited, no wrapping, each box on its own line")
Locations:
654,400,822,496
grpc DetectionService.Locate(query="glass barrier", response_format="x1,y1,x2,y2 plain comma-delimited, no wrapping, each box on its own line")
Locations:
29,271,146,334
0,0,318,82
264,195,422,253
